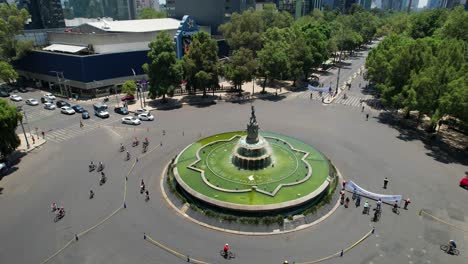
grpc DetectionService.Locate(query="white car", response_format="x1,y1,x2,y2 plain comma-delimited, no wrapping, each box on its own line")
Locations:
44,102,56,110
61,106,75,115
138,113,154,121
44,93,56,100
25,98,39,106
122,116,141,125
134,108,149,116
10,94,22,101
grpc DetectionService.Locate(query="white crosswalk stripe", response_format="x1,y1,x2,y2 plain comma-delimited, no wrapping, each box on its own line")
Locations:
22,109,55,122
45,115,122,143
286,90,332,102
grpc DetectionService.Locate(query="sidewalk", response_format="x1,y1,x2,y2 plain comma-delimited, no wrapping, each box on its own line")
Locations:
125,84,290,113
16,132,47,153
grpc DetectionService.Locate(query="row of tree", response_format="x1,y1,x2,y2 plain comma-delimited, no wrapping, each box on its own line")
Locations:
145,4,387,99
365,7,467,129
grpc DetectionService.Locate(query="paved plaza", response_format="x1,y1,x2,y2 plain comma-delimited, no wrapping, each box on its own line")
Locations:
0,45,466,264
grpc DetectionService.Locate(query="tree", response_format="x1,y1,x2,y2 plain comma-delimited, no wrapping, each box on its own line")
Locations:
407,9,448,39
219,8,264,52
182,32,219,97
0,99,21,159
137,8,166,19
258,27,290,92
0,4,31,62
436,6,468,42
0,62,18,83
223,48,257,94
142,31,183,102
121,80,136,96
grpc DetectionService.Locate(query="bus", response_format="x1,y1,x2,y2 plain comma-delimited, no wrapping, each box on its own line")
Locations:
93,102,109,118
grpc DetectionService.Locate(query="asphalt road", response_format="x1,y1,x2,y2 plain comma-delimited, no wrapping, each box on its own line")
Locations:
1,98,467,264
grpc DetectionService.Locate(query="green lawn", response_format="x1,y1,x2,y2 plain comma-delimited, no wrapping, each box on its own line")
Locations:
175,132,330,205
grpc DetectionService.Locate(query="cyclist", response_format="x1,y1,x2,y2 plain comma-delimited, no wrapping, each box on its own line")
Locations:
363,200,369,214
126,151,130,160
392,201,399,213
448,240,457,254
223,243,229,255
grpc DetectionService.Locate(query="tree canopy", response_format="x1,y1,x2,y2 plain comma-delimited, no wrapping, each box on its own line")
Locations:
0,99,21,159
121,80,136,96
137,8,166,19
0,3,31,83
143,31,183,101
365,8,467,129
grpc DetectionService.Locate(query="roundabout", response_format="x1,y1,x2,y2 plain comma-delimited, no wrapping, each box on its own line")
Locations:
171,107,334,213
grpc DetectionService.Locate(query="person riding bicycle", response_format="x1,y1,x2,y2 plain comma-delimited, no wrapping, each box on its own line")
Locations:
89,161,95,168
90,189,94,198
448,240,457,254
363,200,369,214
120,143,125,151
393,201,398,212
126,151,130,160
223,243,229,254
144,137,149,144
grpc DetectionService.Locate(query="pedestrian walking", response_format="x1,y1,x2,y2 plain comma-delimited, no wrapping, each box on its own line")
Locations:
31,135,35,144
342,180,347,190
404,198,411,210
376,199,382,210
383,177,389,189
361,105,365,112
352,188,357,200
41,131,45,139
310,93,313,100
363,200,369,214
340,190,345,205
366,113,369,121
345,197,350,208
356,195,361,207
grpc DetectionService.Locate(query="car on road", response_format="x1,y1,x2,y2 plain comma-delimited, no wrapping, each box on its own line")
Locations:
82,111,90,119
44,102,56,110
138,112,154,121
460,177,468,190
10,94,22,101
25,98,39,106
122,116,141,125
56,100,70,108
121,94,135,102
0,90,9,97
44,93,56,100
134,108,149,116
114,106,129,115
60,106,75,115
72,105,86,113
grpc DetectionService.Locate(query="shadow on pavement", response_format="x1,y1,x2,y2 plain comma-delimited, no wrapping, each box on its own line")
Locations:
376,112,468,165
0,151,26,181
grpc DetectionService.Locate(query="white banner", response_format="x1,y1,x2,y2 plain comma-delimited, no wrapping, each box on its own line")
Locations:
345,180,402,204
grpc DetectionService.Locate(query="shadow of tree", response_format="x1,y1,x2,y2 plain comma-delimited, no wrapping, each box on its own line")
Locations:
376,112,468,165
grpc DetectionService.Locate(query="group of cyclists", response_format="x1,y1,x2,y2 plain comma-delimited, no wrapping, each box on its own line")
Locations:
123,137,150,160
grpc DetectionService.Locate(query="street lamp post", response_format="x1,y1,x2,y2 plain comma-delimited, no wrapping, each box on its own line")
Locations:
335,52,342,95
17,107,29,149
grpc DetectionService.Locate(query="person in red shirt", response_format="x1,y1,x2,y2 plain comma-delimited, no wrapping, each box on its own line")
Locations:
223,243,229,254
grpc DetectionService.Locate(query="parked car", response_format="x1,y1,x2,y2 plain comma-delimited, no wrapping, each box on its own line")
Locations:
134,108,149,116
72,105,85,113
121,94,135,101
460,177,468,190
44,93,56,100
44,102,56,110
60,106,75,115
122,116,141,125
17,87,28,93
0,90,9,97
10,94,22,101
82,111,90,119
56,100,70,108
114,106,129,115
25,98,39,106
138,112,154,121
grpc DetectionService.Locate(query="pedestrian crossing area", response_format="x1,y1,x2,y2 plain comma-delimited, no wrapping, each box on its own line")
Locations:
334,94,372,107
286,90,332,102
45,116,121,143
22,109,56,122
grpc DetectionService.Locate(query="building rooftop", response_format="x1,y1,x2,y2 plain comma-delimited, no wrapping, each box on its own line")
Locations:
85,18,182,33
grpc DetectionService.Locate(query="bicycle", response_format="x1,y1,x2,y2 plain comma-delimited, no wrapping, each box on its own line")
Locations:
220,249,235,259
440,244,460,255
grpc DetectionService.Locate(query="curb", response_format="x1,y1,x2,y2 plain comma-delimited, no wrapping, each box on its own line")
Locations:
159,160,344,236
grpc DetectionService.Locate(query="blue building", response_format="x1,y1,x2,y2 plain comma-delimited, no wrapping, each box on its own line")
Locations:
14,16,203,98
